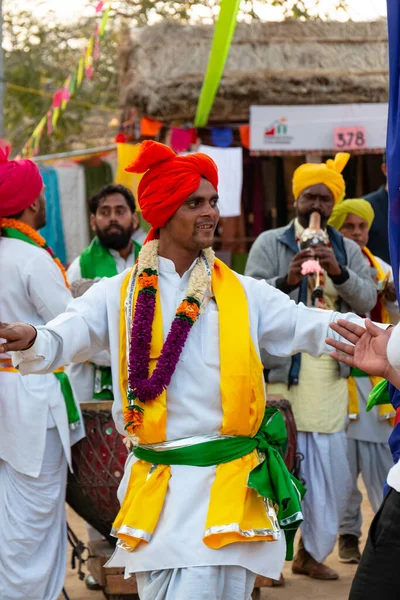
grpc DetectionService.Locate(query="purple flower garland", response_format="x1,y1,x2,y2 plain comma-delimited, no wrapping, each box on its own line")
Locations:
128,280,198,403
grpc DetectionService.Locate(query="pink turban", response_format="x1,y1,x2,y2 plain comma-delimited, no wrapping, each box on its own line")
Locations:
0,144,43,217
125,141,218,241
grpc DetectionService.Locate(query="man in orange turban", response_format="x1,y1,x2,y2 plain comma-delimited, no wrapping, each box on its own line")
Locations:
126,140,219,248
0,142,379,600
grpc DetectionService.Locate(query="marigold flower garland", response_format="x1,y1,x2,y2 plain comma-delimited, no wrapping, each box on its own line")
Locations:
124,240,214,434
1,218,69,288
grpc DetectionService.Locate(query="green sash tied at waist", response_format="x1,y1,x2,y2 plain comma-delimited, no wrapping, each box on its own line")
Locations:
53,371,81,429
133,407,305,560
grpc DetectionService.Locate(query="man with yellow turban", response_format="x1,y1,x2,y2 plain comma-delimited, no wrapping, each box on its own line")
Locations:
0,142,375,600
329,198,397,565
246,155,377,581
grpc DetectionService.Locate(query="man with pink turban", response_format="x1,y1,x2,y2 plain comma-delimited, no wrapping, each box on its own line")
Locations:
0,141,373,600
0,145,84,600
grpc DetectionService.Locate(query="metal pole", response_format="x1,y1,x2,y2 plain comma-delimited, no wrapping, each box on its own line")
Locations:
0,0,4,138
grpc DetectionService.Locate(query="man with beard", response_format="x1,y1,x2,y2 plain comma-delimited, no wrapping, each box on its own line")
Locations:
0,146,84,599
67,184,142,404
245,154,376,581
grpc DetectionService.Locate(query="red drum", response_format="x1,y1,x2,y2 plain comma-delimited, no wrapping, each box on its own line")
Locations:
266,398,299,477
66,401,128,544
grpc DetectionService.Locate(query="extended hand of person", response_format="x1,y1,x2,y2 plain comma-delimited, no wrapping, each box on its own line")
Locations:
287,249,315,286
326,319,393,378
0,322,37,353
312,246,341,277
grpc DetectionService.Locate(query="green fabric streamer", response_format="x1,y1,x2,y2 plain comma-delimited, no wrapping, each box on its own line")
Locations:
134,407,305,561
366,379,390,412
350,367,370,378
80,236,141,279
54,372,81,426
194,0,241,127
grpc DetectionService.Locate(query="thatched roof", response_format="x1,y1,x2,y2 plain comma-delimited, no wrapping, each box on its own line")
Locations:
120,19,388,123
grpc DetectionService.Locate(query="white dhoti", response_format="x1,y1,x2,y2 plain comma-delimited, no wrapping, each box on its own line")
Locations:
136,566,256,600
0,428,68,600
340,376,394,538
298,430,352,564
339,439,393,538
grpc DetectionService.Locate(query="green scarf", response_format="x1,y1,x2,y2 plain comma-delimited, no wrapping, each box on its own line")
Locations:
134,407,305,561
79,236,141,279
79,236,141,399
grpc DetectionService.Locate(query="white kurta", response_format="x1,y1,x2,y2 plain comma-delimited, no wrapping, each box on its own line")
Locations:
66,245,137,405
14,258,364,579
0,236,84,600
0,237,84,476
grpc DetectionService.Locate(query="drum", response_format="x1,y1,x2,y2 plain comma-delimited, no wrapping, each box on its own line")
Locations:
66,402,128,544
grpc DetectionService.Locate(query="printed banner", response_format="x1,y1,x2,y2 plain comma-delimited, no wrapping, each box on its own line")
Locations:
250,104,388,152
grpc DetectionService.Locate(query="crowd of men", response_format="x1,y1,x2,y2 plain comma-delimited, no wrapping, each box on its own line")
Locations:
0,142,398,600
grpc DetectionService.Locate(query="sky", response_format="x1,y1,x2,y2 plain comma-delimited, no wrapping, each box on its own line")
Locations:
10,0,388,22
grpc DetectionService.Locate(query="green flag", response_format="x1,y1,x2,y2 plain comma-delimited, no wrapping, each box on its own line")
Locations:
194,0,240,127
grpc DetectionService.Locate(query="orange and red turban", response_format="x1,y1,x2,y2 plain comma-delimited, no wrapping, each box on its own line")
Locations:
0,143,43,218
125,141,218,240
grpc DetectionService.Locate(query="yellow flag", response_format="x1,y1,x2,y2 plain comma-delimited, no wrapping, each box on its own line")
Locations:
77,57,84,88
85,36,94,69
52,107,60,129
115,143,144,206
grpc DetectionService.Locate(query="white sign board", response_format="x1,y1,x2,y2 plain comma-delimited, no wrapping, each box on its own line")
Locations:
250,103,388,152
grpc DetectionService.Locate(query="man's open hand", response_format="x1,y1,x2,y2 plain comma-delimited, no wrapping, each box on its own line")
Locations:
0,322,37,353
326,319,392,378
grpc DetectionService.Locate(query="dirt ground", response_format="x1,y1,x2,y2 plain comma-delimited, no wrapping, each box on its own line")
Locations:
61,481,373,600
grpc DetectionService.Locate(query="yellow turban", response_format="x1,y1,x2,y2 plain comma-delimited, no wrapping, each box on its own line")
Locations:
292,152,350,204
328,198,375,231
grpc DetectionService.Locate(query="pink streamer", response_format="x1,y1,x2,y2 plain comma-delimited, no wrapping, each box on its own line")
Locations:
301,259,322,276
52,90,63,109
47,111,53,135
94,25,100,60
95,1,104,12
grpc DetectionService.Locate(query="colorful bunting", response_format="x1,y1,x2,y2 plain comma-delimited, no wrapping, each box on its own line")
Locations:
94,25,100,61
47,110,53,135
21,0,112,157
77,57,84,88
211,127,233,148
170,128,192,153
239,125,250,149
99,8,110,39
140,117,163,137
52,90,63,109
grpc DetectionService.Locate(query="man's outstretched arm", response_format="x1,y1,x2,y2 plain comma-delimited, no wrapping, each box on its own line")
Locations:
326,319,400,389
0,276,113,375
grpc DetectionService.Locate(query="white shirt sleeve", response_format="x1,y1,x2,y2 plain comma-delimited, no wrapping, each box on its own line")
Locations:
387,323,400,375
254,279,364,357
24,252,72,322
13,275,113,375
66,256,82,284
